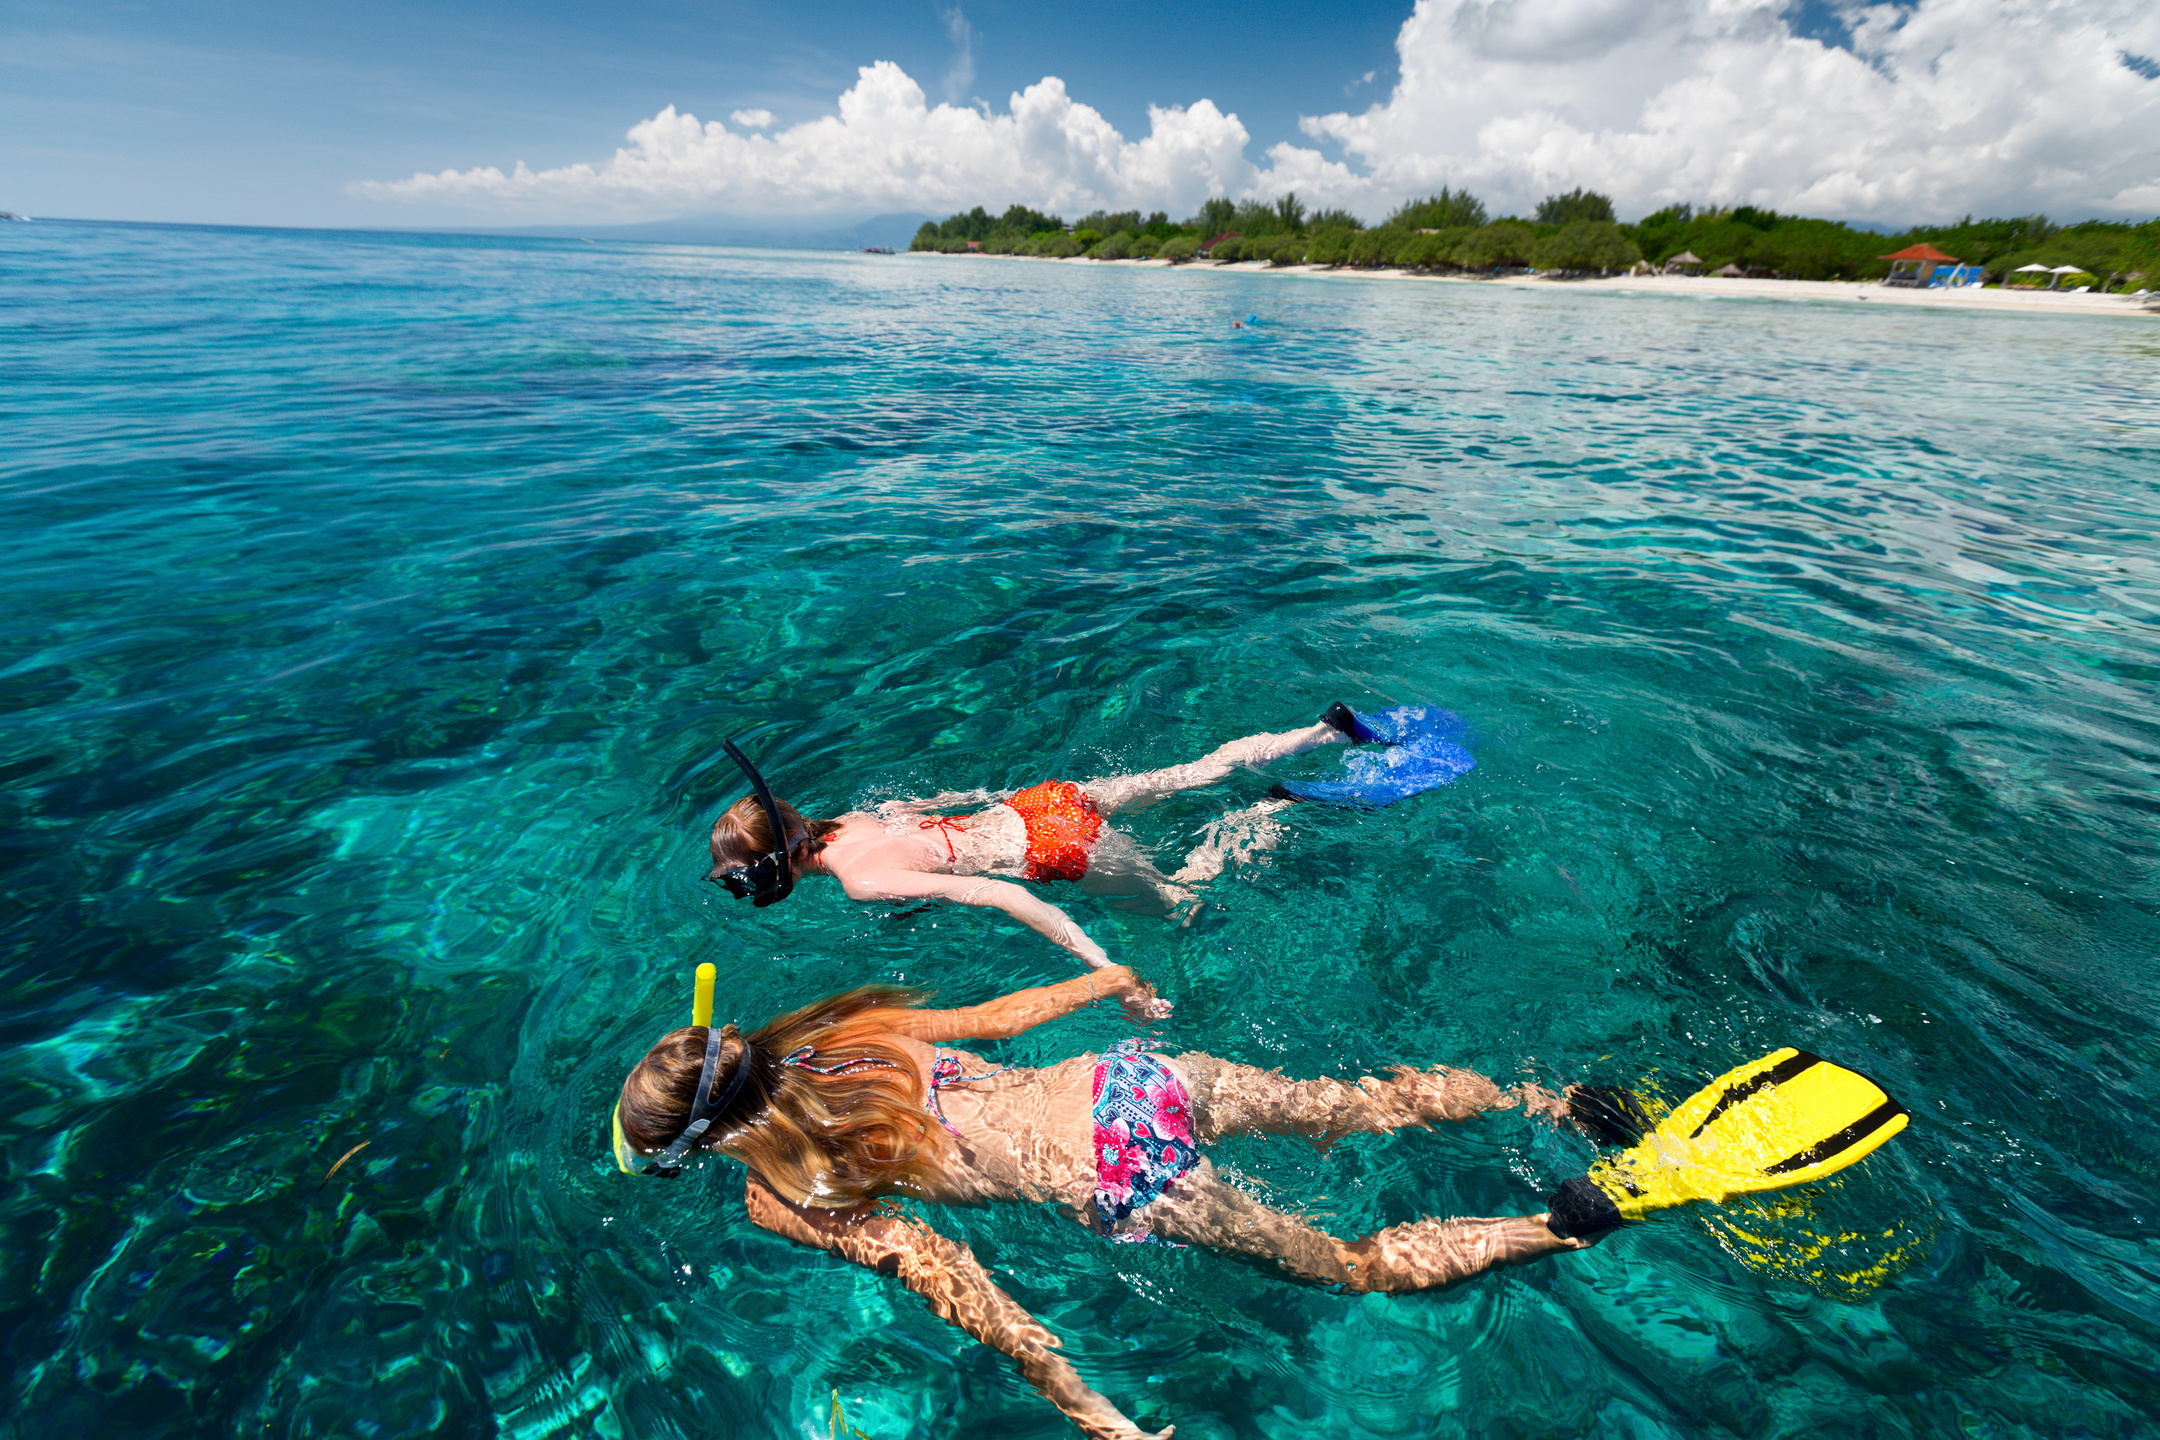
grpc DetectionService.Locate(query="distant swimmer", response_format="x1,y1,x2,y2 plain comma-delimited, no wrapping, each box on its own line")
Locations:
1229,314,1258,328
612,966,1912,1440
705,705,1434,968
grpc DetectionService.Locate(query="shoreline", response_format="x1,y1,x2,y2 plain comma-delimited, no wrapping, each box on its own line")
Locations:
916,250,2160,320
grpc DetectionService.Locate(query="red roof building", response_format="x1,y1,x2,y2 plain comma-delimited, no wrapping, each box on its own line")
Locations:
1880,243,1959,287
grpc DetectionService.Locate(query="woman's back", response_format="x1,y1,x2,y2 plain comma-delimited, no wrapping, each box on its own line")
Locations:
879,1031,1100,1210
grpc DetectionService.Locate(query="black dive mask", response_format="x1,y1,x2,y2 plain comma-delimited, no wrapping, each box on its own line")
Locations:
712,738,798,908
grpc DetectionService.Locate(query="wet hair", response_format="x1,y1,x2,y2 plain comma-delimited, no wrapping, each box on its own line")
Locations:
706,794,843,881
616,985,943,1207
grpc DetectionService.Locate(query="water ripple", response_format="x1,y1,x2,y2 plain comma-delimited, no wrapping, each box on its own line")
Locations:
3,222,2158,1438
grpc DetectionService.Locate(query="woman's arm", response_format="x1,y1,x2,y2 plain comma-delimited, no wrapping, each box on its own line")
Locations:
881,966,1167,1039
840,869,1113,969
744,1178,1171,1440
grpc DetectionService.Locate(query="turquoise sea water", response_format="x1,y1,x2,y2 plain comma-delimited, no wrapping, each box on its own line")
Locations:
5,221,2159,1439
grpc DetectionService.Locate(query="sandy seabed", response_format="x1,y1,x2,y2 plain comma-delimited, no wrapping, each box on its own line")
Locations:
925,251,2160,320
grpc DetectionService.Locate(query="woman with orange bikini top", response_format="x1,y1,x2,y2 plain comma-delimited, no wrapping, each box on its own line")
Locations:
703,707,1364,971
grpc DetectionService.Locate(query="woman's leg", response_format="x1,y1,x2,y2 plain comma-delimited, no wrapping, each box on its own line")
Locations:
1173,1053,1568,1148
1076,828,1194,913
1082,721,1346,815
1168,796,1297,885
1132,1162,1587,1292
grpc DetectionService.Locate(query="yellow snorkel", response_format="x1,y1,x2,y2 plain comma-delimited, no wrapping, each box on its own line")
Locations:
691,961,717,1030
612,962,718,1175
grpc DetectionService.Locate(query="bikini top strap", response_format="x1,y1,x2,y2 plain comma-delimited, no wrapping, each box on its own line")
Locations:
922,1050,1014,1137
780,1045,904,1076
917,815,967,864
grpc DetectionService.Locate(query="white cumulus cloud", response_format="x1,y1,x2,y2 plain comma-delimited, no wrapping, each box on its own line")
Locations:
354,62,1254,220
1292,0,2160,220
355,0,2160,223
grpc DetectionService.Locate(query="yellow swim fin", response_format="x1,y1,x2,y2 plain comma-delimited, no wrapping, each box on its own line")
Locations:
1548,1048,1908,1239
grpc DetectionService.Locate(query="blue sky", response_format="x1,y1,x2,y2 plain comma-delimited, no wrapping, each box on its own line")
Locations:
3,0,1412,226
6,0,2158,228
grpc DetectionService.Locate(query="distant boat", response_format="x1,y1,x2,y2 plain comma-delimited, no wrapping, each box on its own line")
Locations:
860,246,894,255
0,212,30,222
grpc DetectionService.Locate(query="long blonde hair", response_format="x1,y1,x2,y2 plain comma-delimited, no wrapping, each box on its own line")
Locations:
616,986,944,1207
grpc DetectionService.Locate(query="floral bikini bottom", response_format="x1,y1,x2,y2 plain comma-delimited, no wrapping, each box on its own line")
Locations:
1091,1046,1199,1241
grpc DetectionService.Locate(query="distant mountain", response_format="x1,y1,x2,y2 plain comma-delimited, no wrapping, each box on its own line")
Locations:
477,212,933,251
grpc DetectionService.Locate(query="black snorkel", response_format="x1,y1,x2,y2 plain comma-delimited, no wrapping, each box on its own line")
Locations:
712,738,799,908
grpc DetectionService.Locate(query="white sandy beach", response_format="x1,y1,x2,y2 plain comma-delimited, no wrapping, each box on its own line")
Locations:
924,251,2160,319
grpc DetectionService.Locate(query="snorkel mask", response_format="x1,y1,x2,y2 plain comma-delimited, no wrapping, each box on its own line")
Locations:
710,738,799,908
612,962,749,1178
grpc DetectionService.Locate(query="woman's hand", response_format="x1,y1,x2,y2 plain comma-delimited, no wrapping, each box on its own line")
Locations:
1026,1356,1173,1440
1511,1082,1571,1122
1092,964,1174,1024
1074,1413,1175,1440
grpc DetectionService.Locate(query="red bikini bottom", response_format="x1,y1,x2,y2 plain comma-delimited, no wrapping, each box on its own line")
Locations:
1004,780,1103,882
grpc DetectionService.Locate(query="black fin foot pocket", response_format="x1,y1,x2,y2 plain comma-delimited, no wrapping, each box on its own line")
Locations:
1546,1176,1624,1240
1319,702,1365,741
1267,782,1303,803
1568,1085,1652,1147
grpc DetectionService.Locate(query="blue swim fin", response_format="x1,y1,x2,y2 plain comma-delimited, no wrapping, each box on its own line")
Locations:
1276,703,1475,808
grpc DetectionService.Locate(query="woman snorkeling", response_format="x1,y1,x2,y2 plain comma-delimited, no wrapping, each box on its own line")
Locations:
613,967,1609,1440
706,707,1369,968
613,969,1910,1438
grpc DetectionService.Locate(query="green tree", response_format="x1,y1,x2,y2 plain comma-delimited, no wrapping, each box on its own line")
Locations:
1530,219,1641,273
1535,188,1615,226
1157,234,1200,263
1400,227,1472,267
1453,221,1537,269
1071,227,1103,248
997,205,1064,234
1076,210,1142,236
910,220,940,251
1089,230,1136,260
938,205,995,241
1187,197,1237,236
1388,188,1487,230
1347,228,1405,266
1274,192,1308,232
1305,229,1353,266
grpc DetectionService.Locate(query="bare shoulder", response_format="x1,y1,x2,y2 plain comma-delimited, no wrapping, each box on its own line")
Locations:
878,1029,940,1073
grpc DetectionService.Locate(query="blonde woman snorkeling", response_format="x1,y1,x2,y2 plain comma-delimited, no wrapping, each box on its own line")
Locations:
705,707,1373,969
612,966,1618,1440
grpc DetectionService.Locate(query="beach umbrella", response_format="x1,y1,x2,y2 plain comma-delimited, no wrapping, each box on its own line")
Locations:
2013,263,2051,273
2048,265,2084,274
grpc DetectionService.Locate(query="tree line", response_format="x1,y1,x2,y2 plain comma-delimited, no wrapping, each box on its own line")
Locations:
910,190,2160,286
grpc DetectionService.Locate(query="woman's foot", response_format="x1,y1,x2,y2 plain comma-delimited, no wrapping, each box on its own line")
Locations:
1319,702,1376,742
